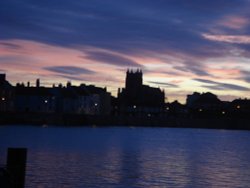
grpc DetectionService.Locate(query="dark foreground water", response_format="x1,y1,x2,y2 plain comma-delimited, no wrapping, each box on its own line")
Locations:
1,126,250,188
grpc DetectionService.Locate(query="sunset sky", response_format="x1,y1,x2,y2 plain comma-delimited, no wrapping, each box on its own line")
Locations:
1,0,250,103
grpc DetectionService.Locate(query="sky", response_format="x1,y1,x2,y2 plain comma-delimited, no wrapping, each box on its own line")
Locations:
1,0,250,103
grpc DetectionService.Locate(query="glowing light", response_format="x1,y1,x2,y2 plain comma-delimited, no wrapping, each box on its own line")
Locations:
222,111,226,114
133,105,137,109
44,100,48,103
237,105,241,109
199,109,203,112
1,97,5,101
94,103,98,106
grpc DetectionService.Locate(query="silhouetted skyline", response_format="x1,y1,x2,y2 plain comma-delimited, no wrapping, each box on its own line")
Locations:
1,0,250,103
1,71,250,128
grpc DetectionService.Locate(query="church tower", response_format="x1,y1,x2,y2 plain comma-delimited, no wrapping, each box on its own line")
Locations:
125,69,143,91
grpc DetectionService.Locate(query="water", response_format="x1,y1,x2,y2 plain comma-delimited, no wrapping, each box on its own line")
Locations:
1,126,250,188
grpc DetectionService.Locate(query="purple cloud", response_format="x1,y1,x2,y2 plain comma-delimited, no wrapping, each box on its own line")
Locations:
147,81,179,88
0,42,22,50
174,61,211,76
44,66,95,75
240,70,250,82
84,51,141,67
194,78,249,91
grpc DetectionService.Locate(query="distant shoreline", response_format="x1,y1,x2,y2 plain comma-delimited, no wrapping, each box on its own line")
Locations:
0,112,249,131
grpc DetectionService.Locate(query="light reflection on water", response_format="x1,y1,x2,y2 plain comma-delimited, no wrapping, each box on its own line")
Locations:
0,126,250,188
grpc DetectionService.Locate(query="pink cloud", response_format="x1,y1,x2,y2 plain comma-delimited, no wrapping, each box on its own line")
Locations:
217,16,249,30
202,33,250,44
1,39,249,103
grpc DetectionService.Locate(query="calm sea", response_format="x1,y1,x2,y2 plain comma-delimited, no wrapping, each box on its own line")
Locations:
1,126,250,188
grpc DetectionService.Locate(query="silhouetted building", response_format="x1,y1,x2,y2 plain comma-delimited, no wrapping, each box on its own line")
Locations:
186,92,224,117
52,86,79,114
80,84,111,115
168,100,187,116
186,92,222,110
15,85,56,113
8,75,112,115
229,98,250,117
118,69,165,115
0,74,14,112
64,84,112,115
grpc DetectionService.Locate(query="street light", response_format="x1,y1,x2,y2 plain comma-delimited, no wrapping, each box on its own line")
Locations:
94,103,98,115
1,97,5,101
133,105,136,109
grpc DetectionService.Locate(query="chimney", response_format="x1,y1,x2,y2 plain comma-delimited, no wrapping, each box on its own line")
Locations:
36,79,40,88
0,74,6,81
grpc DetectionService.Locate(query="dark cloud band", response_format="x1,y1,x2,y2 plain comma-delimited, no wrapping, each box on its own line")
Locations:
194,78,249,91
44,66,95,75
